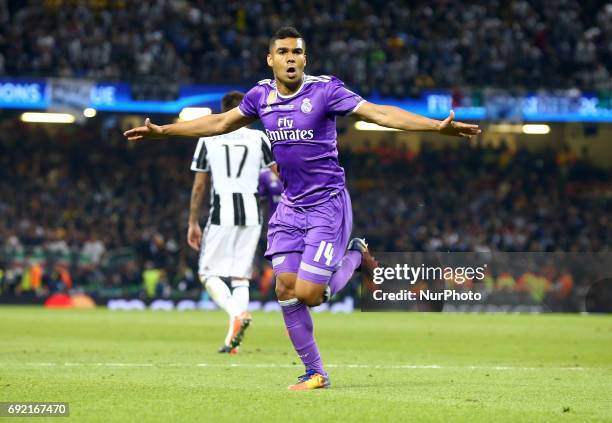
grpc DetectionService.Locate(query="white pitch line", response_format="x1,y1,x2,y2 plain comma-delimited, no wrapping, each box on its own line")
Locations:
95,363,154,367
24,362,56,366
1,362,589,371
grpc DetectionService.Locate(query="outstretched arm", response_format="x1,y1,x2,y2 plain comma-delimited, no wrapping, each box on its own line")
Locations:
353,102,481,138
124,107,255,141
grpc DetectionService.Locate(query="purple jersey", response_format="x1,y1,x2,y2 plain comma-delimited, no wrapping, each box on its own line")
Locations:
258,167,282,216
238,75,364,207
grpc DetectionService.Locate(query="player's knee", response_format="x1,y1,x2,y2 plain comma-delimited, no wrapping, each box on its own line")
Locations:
275,273,296,301
275,282,289,300
231,278,249,288
294,284,324,307
297,292,323,307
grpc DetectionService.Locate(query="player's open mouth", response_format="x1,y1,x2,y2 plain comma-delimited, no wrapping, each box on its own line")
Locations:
286,67,296,78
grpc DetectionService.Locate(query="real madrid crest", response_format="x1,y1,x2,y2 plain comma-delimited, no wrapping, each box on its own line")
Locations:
301,98,313,114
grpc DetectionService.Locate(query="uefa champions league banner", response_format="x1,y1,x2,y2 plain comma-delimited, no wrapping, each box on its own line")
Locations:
360,253,612,313
1,78,611,122
47,78,95,122
0,78,236,113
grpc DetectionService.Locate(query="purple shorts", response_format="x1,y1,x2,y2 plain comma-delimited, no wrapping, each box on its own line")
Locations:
265,188,353,284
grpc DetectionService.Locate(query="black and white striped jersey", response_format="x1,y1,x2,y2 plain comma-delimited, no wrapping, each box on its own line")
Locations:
191,127,275,226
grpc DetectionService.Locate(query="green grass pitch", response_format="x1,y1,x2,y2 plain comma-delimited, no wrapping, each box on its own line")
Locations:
0,307,611,422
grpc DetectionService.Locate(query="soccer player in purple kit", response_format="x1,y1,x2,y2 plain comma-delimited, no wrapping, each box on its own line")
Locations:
125,27,481,390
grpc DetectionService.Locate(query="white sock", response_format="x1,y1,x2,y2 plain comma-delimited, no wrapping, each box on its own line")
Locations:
231,279,250,313
205,276,240,318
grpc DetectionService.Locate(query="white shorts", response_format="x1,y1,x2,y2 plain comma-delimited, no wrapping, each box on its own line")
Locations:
198,224,262,280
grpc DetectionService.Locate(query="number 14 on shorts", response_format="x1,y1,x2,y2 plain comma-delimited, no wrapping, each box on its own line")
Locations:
313,241,334,266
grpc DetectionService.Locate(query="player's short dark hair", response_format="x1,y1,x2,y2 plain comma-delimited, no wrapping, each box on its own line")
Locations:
221,91,244,112
269,26,305,51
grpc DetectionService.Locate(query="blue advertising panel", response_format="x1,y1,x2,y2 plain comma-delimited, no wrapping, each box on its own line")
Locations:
0,79,240,113
1,78,611,122
0,79,47,109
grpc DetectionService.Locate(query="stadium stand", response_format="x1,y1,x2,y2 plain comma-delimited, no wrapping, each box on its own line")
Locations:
0,0,610,93
0,119,609,305
0,1,610,309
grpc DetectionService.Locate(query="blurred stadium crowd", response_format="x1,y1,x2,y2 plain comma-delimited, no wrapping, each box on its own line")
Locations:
0,120,609,306
1,0,611,93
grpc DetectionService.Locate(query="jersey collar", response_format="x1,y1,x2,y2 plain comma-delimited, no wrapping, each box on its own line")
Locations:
275,76,306,99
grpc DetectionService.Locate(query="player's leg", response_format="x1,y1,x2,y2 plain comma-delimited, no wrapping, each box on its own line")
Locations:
293,276,327,306
198,224,249,353
274,266,330,390
204,275,251,350
199,225,242,317
328,238,379,298
266,204,330,389
298,189,364,304
231,278,249,313
274,193,356,390
204,276,241,317
295,240,379,304
312,188,378,300
203,275,249,353
279,190,379,390
224,225,262,351
327,188,361,297
219,225,261,352
229,224,261,315
214,278,251,353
